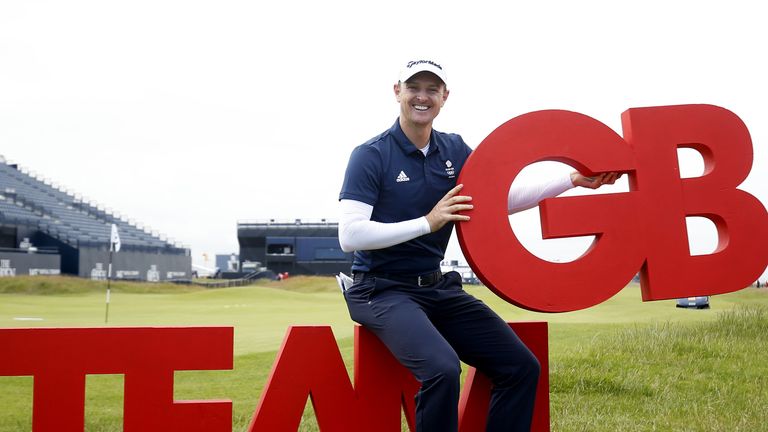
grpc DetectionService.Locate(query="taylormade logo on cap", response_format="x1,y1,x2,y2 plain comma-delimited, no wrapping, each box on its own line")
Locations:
407,60,443,70
399,59,447,86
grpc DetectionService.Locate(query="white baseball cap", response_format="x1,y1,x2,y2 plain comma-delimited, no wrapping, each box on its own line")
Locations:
398,59,447,86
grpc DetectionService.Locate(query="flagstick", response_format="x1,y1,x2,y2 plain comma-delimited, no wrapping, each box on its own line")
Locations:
105,247,113,324
105,223,120,324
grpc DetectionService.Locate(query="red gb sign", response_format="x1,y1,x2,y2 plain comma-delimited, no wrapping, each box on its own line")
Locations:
457,105,768,312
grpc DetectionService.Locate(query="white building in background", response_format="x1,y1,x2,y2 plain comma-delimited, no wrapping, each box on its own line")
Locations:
440,260,480,285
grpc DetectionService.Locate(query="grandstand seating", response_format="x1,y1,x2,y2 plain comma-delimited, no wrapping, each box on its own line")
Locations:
0,160,183,252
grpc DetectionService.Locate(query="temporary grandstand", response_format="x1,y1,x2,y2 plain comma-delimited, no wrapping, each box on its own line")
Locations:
237,219,351,276
0,156,191,281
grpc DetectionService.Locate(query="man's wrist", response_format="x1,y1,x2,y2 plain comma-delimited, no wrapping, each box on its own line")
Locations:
420,216,433,234
570,171,580,186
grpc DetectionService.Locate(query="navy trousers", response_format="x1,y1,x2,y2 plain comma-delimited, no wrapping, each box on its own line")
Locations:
344,271,540,432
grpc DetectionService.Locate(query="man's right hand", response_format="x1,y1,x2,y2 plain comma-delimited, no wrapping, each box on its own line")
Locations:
425,184,473,232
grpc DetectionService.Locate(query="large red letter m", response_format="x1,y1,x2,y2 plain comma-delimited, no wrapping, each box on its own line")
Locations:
249,323,549,432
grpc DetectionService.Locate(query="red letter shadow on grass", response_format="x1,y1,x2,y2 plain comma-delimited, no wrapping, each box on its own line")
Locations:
0,327,233,432
249,322,549,432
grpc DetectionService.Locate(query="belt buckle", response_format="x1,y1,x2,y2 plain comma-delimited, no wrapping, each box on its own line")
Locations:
417,274,432,287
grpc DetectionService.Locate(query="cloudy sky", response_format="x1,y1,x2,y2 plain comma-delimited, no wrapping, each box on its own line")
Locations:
1,1,766,280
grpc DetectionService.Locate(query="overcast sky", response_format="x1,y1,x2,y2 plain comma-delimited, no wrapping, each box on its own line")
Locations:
1,1,766,280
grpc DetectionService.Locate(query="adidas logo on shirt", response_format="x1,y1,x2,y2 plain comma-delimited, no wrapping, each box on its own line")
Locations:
396,171,410,182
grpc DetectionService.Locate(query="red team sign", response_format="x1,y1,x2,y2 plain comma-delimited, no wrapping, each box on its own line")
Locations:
1,105,766,431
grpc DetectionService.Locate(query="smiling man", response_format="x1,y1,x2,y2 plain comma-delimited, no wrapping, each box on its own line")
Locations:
338,59,616,432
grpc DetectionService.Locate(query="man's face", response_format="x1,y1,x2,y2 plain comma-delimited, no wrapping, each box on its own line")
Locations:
394,71,449,127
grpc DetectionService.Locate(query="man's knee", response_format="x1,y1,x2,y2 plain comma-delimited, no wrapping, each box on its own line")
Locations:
421,355,462,387
493,351,540,389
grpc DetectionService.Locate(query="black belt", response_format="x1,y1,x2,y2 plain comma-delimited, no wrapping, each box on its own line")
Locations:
353,270,443,287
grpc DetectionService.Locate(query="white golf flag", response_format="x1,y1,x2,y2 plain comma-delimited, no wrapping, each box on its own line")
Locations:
110,224,121,252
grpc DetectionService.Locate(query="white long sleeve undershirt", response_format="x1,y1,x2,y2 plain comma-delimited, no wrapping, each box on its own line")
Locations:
338,174,574,253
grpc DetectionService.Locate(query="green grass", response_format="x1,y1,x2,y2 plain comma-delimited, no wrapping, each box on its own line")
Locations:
1,276,767,431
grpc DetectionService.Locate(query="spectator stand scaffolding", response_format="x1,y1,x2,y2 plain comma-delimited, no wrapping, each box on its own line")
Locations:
0,156,191,282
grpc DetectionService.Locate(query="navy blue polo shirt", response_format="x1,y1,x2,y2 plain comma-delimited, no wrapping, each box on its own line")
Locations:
339,119,473,275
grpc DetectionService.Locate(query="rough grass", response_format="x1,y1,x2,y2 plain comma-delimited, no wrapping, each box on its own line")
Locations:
1,276,767,431
549,306,768,432
0,275,203,295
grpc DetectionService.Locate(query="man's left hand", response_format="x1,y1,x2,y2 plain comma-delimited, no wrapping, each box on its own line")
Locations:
570,172,621,189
